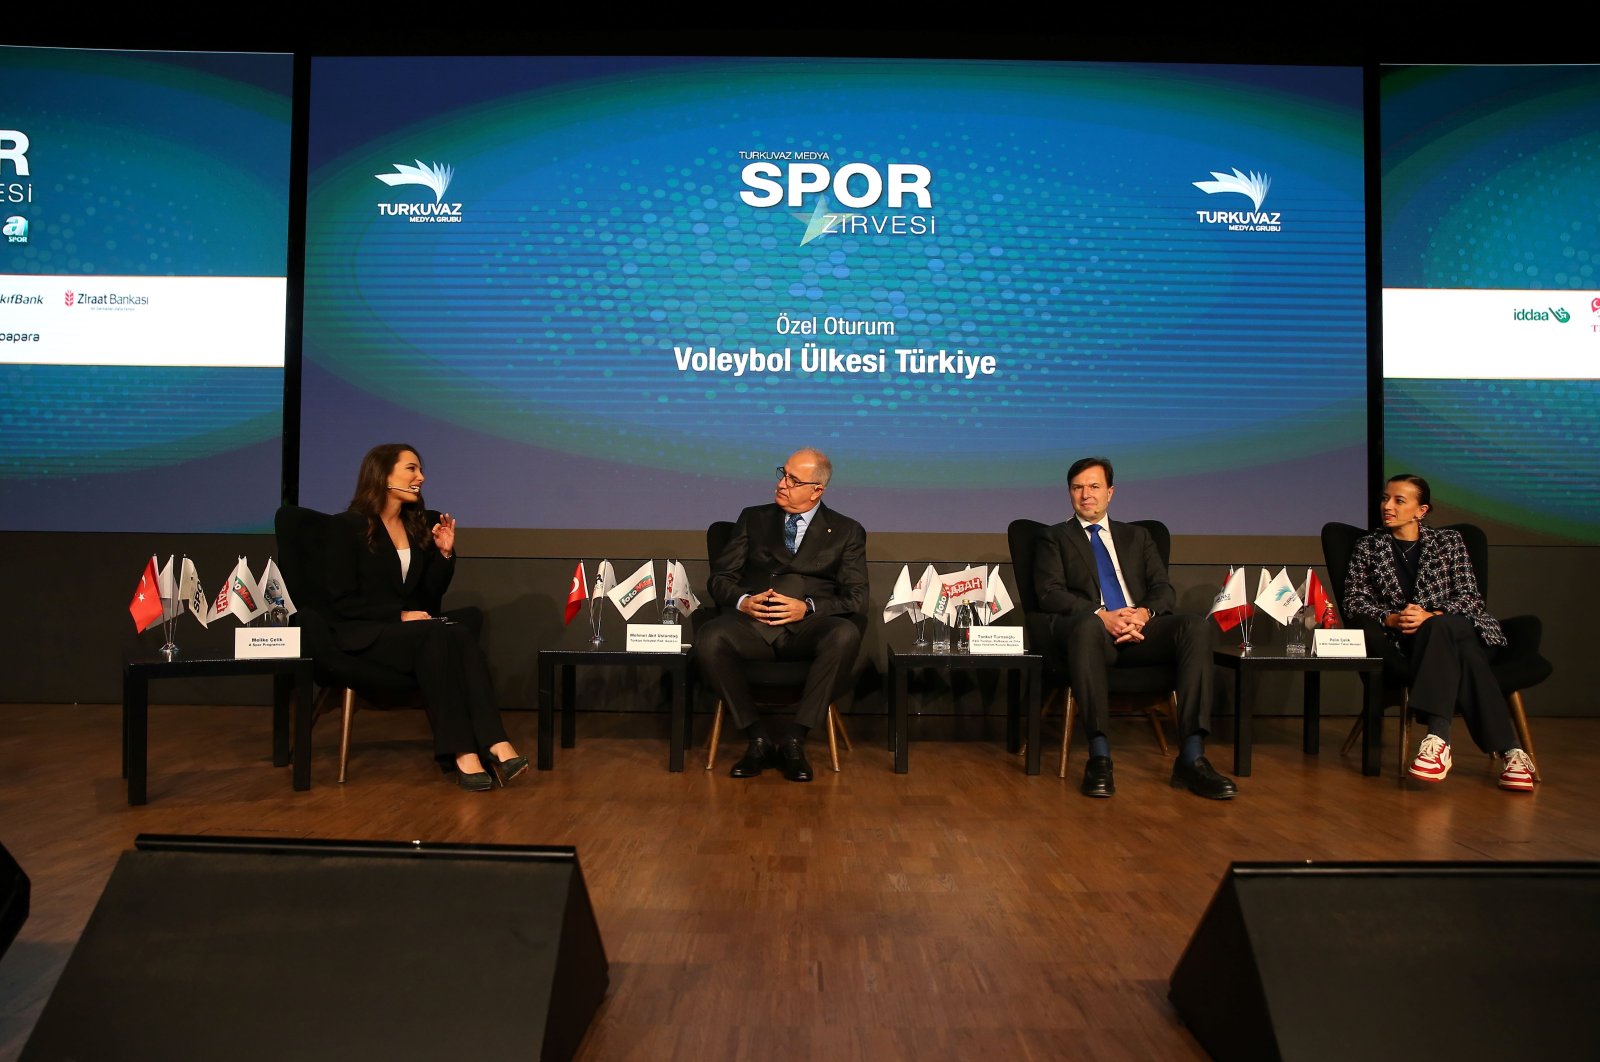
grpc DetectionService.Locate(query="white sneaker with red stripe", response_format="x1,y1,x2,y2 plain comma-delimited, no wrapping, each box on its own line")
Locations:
1409,735,1452,782
1498,748,1536,792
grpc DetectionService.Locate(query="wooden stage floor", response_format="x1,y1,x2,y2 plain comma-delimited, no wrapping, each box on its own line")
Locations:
2,704,1597,1061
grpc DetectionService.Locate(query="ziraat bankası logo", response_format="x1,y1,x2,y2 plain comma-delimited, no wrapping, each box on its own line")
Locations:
1193,167,1281,233
375,160,462,224
738,153,936,246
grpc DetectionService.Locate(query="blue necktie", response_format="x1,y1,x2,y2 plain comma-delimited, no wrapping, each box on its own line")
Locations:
784,512,800,554
1087,524,1128,611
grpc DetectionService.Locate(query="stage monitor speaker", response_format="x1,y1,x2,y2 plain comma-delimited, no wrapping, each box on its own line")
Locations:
0,841,28,962
22,834,608,1061
1169,861,1600,1061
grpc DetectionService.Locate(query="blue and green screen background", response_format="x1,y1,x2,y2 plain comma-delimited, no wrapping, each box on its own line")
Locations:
0,47,292,532
1383,65,1600,543
300,57,1368,534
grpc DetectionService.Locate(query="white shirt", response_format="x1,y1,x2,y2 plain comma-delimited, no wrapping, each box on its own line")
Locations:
397,547,411,582
1074,515,1134,610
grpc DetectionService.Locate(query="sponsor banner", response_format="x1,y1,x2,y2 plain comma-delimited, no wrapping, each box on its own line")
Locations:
1384,288,1600,380
0,275,286,367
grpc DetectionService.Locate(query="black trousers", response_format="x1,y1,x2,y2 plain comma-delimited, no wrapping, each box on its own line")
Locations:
1050,611,1215,741
1362,614,1515,754
355,618,507,758
694,612,860,731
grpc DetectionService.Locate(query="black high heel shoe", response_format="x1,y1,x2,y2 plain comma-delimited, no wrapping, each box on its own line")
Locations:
489,752,530,786
455,759,494,792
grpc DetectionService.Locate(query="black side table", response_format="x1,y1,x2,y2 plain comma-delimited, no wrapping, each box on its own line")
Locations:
122,654,315,805
887,645,1042,775
536,649,692,772
1212,646,1384,777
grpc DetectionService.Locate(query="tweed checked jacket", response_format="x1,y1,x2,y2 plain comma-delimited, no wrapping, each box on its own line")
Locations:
1341,526,1505,647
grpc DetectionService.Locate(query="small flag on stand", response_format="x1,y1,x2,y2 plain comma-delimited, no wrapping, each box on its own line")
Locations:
259,558,298,619
1255,567,1304,625
920,565,987,625
607,561,657,620
663,560,700,615
984,566,1014,624
179,557,210,628
564,561,588,625
156,555,182,622
1209,566,1252,632
1299,568,1339,629
592,560,617,601
211,557,265,624
129,556,164,633
882,565,919,624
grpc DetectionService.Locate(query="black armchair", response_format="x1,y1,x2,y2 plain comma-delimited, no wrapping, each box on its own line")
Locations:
1007,517,1178,778
1321,521,1549,780
690,520,862,773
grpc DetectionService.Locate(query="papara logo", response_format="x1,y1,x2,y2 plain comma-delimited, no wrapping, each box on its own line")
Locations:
376,160,453,202
1193,167,1271,211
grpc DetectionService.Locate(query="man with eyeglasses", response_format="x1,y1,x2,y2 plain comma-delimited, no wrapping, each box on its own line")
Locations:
696,447,868,781
1033,456,1235,800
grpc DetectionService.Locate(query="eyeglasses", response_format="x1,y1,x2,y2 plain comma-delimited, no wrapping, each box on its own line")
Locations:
775,466,822,489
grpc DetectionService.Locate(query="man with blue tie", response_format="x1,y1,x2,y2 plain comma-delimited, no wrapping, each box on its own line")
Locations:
697,448,869,782
1033,457,1235,800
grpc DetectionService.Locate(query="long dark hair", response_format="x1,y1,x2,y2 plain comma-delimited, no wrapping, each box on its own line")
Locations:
347,442,432,550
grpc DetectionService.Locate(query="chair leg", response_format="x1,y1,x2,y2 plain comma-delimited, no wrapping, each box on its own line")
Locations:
338,688,356,784
705,700,725,771
826,704,841,773
1147,693,1174,755
1399,689,1411,786
832,708,853,752
1059,690,1077,779
1340,713,1365,757
1506,690,1542,782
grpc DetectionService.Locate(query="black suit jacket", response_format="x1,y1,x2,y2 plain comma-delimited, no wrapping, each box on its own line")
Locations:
324,508,455,652
1033,517,1176,628
707,502,868,619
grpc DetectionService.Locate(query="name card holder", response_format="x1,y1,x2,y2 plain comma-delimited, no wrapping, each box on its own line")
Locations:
969,627,1025,655
1313,629,1367,658
235,627,302,659
627,624,683,653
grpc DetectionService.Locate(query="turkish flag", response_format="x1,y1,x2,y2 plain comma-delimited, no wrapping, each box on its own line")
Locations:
1300,568,1339,629
129,556,164,633
563,561,588,626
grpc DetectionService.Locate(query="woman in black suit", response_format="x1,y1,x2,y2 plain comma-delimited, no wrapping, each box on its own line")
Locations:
1341,474,1534,791
326,442,527,791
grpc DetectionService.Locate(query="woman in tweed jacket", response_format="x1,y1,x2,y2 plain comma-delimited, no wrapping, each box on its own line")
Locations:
1342,474,1535,791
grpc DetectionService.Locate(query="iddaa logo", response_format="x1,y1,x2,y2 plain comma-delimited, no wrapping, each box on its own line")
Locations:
1512,307,1570,323
3,214,26,244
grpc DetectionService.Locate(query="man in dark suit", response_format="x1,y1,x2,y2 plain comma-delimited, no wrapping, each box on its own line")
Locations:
697,447,868,782
1034,457,1235,800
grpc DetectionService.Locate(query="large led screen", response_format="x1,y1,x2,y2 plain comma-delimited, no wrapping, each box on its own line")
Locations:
0,47,293,533
1383,65,1600,544
302,57,1366,533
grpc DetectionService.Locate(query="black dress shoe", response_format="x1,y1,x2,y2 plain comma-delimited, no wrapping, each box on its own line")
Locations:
1080,755,1115,797
1171,755,1237,800
778,737,814,782
456,768,494,792
490,753,530,787
730,737,777,778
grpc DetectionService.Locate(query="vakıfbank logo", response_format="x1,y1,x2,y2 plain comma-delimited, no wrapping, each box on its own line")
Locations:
738,153,936,246
375,160,463,224
3,215,27,244
1192,167,1282,233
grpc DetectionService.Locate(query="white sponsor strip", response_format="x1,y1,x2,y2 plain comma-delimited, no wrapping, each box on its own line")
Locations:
0,275,287,367
1383,288,1600,380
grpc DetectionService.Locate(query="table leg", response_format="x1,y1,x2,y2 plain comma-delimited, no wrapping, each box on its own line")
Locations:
1231,665,1252,777
893,662,909,774
1303,672,1322,755
126,668,149,806
271,673,292,768
561,664,577,749
293,665,314,791
1361,671,1382,776
668,662,686,773
537,656,555,771
1023,663,1041,777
